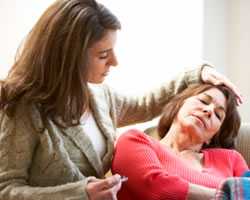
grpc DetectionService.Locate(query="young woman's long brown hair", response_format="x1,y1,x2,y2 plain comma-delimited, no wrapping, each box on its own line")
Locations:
0,0,121,127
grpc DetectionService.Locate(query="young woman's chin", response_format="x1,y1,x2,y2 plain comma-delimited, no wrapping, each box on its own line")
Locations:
87,77,105,84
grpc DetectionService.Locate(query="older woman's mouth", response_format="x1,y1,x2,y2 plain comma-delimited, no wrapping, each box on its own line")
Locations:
191,114,207,129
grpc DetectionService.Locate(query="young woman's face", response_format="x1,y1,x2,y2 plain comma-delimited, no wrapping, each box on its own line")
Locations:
87,30,118,83
175,88,227,144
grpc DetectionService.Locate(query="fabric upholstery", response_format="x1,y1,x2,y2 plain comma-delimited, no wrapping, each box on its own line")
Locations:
235,123,250,166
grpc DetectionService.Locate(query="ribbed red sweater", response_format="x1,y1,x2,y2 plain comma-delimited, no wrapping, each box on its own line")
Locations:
112,129,249,200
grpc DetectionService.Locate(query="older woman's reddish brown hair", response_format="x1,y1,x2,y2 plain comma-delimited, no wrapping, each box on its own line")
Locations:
158,83,241,149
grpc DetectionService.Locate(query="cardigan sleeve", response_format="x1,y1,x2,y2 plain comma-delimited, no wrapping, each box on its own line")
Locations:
0,110,91,200
112,129,189,200
105,65,206,127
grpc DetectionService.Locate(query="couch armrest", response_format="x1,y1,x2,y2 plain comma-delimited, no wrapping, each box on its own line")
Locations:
235,123,250,167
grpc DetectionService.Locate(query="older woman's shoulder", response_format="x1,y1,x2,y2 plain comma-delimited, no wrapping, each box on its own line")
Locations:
116,129,155,145
203,148,243,159
203,148,237,154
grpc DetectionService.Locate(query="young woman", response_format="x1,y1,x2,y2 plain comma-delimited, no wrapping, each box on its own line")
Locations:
112,84,248,200
0,0,243,199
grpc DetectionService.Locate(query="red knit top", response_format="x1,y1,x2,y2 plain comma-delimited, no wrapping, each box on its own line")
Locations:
112,129,249,200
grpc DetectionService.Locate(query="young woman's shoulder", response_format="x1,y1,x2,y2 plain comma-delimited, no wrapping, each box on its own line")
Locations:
0,100,43,134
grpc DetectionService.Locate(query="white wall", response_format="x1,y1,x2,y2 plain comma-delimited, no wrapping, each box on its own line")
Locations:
0,0,18,78
100,0,204,94
203,0,250,122
227,0,250,122
202,0,229,74
0,0,53,79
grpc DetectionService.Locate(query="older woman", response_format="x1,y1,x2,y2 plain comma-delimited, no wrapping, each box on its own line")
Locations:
112,84,249,200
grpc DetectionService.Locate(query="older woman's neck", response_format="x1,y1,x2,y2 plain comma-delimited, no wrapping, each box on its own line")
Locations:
160,125,202,153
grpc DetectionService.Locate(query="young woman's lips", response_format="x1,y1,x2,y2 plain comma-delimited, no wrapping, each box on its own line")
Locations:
103,71,109,76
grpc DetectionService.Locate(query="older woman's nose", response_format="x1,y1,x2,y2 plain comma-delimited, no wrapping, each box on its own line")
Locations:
203,105,213,118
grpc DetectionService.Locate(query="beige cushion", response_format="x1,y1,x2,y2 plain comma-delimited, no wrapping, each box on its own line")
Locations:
145,123,250,166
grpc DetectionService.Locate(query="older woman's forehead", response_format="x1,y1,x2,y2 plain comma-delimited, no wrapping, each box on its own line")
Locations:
198,88,227,108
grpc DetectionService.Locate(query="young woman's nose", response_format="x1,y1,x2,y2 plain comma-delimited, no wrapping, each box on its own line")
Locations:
108,51,118,67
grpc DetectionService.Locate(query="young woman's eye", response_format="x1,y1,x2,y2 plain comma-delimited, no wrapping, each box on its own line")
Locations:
99,55,108,59
99,53,109,59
